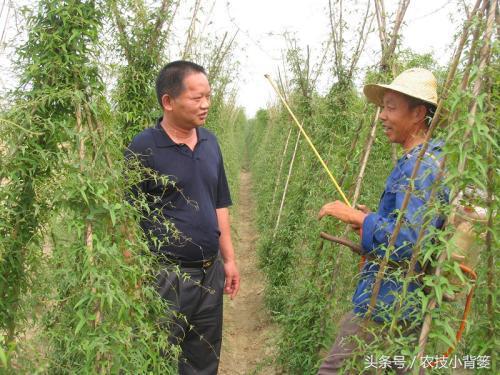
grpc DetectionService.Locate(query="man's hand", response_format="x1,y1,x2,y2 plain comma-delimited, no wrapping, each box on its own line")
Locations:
216,207,239,299
356,204,371,214
223,259,240,299
350,204,371,230
318,200,368,228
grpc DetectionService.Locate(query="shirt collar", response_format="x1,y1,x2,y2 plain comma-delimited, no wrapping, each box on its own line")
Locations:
153,117,208,148
403,139,443,160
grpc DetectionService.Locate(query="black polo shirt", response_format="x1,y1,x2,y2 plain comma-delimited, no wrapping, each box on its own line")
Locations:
126,118,232,261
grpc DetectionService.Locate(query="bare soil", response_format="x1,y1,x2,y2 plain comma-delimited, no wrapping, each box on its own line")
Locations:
219,169,278,375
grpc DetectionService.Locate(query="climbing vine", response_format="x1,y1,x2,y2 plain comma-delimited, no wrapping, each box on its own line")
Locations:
0,0,245,372
0,1,174,372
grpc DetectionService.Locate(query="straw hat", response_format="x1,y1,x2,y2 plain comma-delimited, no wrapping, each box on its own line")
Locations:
363,68,438,107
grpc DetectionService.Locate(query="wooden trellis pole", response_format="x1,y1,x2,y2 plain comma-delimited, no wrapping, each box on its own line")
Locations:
374,0,411,166
182,0,201,59
485,113,495,342
339,109,380,242
455,0,497,176
273,129,301,240
349,108,380,207
270,72,294,214
338,118,364,188
271,127,293,213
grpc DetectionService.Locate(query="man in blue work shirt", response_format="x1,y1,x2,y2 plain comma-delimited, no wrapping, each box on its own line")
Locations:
317,68,448,374
126,61,239,374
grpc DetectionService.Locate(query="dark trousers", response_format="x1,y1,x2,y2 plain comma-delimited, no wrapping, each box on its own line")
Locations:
318,312,412,374
156,258,225,375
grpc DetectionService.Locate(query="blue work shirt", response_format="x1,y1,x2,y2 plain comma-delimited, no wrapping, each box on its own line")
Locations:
353,140,448,322
126,118,232,261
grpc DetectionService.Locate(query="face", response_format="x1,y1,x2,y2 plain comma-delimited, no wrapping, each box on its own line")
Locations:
163,72,211,129
379,90,423,147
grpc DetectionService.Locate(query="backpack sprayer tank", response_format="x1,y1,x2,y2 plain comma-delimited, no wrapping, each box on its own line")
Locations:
445,188,488,294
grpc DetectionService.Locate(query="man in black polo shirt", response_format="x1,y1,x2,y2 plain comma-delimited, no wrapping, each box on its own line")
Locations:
126,61,239,374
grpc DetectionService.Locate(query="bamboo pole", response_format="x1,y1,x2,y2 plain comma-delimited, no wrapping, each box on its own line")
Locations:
350,108,380,207
148,0,171,54
385,0,411,70
374,0,388,58
0,0,6,21
109,0,132,65
76,102,85,171
182,0,201,59
375,0,413,167
375,0,410,74
329,0,343,80
84,104,113,169
76,103,102,353
273,129,301,239
271,127,293,212
485,116,495,343
456,0,497,175
338,117,364,188
207,30,238,87
347,1,375,80
269,71,293,215
0,1,10,52
164,1,180,41
484,15,496,342
310,36,333,88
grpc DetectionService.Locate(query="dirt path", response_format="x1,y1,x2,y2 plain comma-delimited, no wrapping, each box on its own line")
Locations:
219,169,278,375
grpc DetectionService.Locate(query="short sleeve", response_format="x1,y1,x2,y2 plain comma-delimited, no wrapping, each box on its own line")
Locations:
215,147,232,208
124,131,154,198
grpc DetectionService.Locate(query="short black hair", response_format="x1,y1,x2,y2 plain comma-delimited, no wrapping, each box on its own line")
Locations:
406,95,436,127
155,60,207,107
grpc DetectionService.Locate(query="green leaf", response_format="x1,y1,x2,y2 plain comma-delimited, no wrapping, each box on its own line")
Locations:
109,208,116,226
74,296,90,309
75,316,87,335
434,282,443,304
0,347,7,368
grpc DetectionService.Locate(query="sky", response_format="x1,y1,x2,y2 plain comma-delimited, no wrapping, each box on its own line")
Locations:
0,0,464,118
210,0,461,117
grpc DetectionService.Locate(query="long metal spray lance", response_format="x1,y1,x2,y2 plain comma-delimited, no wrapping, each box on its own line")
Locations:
264,74,351,207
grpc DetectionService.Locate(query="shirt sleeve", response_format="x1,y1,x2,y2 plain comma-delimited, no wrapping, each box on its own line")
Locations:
124,132,154,201
360,156,441,261
215,145,232,209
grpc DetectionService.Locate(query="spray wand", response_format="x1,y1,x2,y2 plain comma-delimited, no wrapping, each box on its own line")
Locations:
264,74,351,207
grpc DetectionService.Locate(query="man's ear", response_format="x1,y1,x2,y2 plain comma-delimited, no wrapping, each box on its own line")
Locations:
162,94,174,111
413,104,427,124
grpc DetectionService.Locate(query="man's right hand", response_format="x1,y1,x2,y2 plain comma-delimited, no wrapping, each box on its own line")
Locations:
223,259,240,300
350,204,371,231
356,204,371,214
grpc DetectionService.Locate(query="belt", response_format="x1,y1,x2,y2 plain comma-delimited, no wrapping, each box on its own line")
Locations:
163,255,217,269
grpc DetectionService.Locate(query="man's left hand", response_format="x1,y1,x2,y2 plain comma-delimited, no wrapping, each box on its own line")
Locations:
223,260,240,299
318,200,368,228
